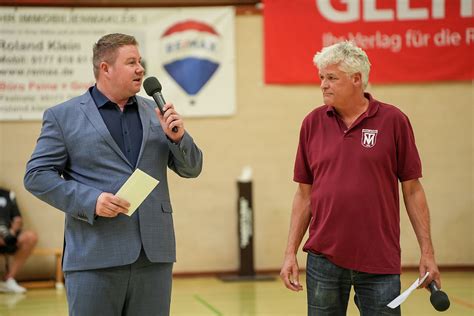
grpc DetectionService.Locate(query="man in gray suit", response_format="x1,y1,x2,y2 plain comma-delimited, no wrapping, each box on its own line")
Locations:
24,33,203,315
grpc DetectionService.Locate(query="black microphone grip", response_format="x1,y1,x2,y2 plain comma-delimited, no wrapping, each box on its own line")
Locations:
428,281,450,312
151,92,178,133
428,281,440,292
151,93,166,115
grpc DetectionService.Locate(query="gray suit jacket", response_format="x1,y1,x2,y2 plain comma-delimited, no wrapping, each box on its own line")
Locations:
24,90,203,272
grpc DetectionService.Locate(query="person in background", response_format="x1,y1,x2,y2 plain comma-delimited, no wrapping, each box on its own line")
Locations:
24,33,203,315
0,188,38,294
280,41,441,315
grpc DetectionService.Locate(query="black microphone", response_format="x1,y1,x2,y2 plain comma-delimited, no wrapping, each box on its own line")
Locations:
429,281,450,311
143,77,178,133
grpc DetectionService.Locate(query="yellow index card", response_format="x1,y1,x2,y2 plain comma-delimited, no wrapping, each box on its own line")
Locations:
115,169,159,216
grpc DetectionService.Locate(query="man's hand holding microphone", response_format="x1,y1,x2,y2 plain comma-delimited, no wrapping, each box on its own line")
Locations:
144,76,184,143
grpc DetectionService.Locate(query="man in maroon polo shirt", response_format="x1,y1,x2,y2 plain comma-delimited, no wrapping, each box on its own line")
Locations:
280,41,441,315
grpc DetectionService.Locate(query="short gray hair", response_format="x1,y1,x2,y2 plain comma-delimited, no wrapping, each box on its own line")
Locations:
93,33,138,79
313,41,371,89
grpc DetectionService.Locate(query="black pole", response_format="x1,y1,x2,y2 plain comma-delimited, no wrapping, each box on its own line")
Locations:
237,180,255,276
218,169,274,282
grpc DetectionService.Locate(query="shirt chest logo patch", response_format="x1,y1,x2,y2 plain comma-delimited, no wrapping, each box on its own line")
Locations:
361,129,378,148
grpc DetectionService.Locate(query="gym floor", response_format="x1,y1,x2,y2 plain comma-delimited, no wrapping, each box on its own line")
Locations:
0,271,472,315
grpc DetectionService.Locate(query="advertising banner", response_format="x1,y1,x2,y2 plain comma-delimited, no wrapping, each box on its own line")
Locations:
264,0,474,84
0,7,235,120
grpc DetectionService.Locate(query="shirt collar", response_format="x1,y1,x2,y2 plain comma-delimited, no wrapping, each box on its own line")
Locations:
90,85,109,108
325,92,379,117
364,92,379,118
90,85,137,109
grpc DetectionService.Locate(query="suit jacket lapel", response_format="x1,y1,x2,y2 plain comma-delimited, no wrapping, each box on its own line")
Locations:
136,98,150,164
79,92,133,168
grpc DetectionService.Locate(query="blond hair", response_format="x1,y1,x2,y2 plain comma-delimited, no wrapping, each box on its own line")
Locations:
92,33,138,78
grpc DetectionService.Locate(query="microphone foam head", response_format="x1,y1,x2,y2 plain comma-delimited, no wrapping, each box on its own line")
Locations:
143,77,162,96
430,290,450,311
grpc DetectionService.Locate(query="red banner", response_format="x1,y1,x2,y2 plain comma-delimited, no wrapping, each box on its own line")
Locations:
264,0,474,84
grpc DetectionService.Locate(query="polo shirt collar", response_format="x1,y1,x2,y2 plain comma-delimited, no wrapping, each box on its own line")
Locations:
364,92,379,118
325,92,379,118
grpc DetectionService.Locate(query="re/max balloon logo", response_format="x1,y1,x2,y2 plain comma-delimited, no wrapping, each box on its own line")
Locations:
160,20,221,96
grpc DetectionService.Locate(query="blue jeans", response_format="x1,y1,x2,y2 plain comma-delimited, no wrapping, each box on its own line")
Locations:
306,252,401,316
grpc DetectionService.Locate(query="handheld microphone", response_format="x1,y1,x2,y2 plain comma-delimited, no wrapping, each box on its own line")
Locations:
429,281,450,311
143,77,178,133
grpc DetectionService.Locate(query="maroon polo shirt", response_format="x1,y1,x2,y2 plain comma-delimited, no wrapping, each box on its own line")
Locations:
294,93,422,274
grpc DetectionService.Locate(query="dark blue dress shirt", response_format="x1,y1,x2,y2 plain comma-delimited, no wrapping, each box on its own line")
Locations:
90,86,143,168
